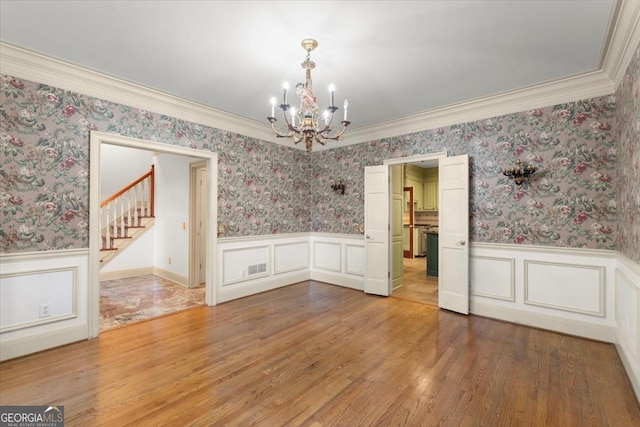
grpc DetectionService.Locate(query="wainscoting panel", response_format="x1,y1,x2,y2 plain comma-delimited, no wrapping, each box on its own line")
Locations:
470,243,616,343
216,234,310,303
274,241,309,274
524,260,605,317
0,249,89,361
310,234,365,290
345,244,365,276
312,241,342,272
221,245,271,286
615,254,640,400
470,256,515,301
1,268,76,332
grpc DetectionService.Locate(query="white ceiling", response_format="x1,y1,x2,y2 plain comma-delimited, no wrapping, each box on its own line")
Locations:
0,0,623,133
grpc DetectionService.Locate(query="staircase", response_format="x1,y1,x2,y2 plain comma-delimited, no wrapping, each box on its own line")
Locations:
100,165,155,267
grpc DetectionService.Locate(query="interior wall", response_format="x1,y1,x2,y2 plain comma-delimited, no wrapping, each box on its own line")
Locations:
99,144,154,201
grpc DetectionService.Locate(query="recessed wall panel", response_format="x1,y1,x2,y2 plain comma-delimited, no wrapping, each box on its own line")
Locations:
313,241,342,272
471,256,515,301
524,260,604,316
274,241,309,274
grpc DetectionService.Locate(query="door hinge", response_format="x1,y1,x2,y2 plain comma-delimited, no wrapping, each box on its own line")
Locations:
388,271,391,278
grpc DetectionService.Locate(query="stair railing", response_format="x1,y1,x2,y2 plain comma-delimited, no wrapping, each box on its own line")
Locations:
100,165,155,250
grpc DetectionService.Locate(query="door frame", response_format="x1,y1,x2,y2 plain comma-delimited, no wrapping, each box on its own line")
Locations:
403,186,414,258
88,131,218,338
384,151,448,296
189,160,207,288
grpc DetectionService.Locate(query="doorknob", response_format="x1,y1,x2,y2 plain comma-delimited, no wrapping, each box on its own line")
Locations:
366,235,371,239
458,240,466,246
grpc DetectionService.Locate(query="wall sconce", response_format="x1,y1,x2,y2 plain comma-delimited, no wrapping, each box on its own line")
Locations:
502,159,537,186
330,179,346,195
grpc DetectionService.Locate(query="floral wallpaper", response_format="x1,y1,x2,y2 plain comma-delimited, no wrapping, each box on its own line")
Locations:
1,43,637,260
614,42,640,264
0,74,311,252
311,96,618,251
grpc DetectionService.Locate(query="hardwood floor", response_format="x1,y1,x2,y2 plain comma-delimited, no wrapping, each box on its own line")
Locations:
1,281,638,426
393,257,439,306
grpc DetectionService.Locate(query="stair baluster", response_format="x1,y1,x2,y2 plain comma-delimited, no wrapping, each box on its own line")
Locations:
99,165,155,257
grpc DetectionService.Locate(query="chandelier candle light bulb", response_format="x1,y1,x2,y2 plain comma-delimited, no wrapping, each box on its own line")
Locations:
283,82,289,104
267,38,351,152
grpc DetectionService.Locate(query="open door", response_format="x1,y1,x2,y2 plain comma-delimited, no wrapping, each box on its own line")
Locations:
364,165,390,296
438,154,469,314
391,166,403,290
189,161,207,288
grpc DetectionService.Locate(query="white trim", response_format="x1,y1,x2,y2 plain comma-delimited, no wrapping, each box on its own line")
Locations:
602,0,640,90
470,255,516,302
0,266,78,332
1,0,638,151
471,300,616,343
383,151,448,166
217,271,309,303
312,241,342,273
0,42,278,146
153,267,189,288
472,242,617,258
0,248,89,261
99,267,154,281
89,131,218,338
523,260,606,317
273,241,309,275
0,324,88,362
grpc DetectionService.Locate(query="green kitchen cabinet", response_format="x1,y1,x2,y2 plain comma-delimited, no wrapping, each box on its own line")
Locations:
426,233,439,277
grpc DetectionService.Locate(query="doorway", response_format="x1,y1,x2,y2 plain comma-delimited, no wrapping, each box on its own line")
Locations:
366,152,469,314
88,131,218,338
396,165,439,306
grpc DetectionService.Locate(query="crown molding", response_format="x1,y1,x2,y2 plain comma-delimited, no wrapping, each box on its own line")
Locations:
336,70,615,147
0,42,280,146
601,0,640,89
1,0,638,152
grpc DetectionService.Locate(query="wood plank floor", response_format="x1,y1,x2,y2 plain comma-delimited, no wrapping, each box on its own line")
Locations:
1,281,638,426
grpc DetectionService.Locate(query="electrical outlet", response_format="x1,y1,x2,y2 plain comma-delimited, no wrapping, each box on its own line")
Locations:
241,269,246,278
39,303,51,318
168,257,172,265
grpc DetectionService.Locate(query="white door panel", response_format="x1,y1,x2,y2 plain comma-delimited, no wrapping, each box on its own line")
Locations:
364,165,390,296
438,155,469,314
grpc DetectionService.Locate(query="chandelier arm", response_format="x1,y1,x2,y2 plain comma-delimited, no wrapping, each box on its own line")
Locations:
268,118,296,138
320,121,351,141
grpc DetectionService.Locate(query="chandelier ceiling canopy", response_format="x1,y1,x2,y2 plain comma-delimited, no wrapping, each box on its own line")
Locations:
267,39,350,152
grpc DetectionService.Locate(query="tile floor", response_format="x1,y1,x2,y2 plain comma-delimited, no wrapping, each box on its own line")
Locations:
392,256,439,306
100,275,206,331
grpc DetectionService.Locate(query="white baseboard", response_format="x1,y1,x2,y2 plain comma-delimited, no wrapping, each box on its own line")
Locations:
0,324,88,361
471,300,616,343
99,267,154,281
153,267,188,287
218,271,310,303
616,333,640,404
310,270,364,291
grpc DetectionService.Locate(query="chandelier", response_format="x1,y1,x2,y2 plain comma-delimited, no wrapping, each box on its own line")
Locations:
267,39,350,152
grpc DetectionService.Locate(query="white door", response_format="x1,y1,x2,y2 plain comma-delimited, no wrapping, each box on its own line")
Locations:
364,165,390,296
438,154,469,314
197,167,207,284
391,165,404,289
